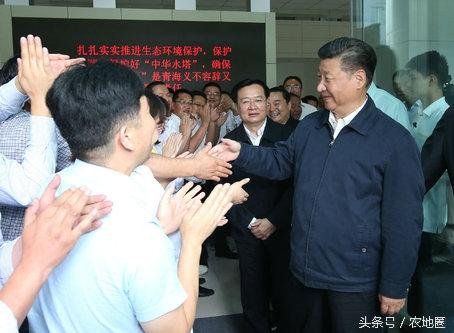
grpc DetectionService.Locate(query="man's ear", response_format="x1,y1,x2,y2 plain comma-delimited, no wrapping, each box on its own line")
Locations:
118,125,135,151
354,69,367,90
428,73,439,88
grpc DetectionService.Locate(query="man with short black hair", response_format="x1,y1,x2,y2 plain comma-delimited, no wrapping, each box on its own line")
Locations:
268,86,299,130
283,75,317,120
224,79,293,332
28,61,234,333
155,88,193,154
213,37,424,332
203,82,240,144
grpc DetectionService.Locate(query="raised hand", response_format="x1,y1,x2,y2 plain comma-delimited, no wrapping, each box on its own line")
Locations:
200,103,211,125
209,138,241,162
180,183,233,244
210,106,221,123
179,113,193,137
157,182,205,234
17,35,56,104
38,175,112,229
20,184,101,276
216,111,228,127
228,178,250,204
193,143,232,181
162,132,183,158
48,53,85,77
219,94,236,114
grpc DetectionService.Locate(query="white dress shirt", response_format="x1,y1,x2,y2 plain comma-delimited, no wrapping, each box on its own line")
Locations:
243,118,267,146
412,96,451,233
368,82,412,131
244,118,267,226
299,101,318,120
328,98,367,140
409,99,423,126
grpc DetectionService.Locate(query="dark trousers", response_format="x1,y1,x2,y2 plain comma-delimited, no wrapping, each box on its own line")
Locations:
283,273,385,333
235,229,291,333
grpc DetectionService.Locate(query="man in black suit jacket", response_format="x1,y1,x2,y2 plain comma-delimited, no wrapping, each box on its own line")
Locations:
224,79,293,333
422,106,454,193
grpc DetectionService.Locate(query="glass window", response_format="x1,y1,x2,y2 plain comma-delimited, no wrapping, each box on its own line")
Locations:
353,0,454,331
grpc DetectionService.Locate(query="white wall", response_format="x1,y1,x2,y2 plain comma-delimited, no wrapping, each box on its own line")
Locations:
275,19,350,96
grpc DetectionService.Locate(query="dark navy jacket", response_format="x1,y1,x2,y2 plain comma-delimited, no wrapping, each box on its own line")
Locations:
234,97,424,298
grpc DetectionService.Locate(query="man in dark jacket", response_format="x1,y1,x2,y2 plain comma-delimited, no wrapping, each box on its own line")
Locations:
212,38,424,332
224,79,293,333
422,106,454,193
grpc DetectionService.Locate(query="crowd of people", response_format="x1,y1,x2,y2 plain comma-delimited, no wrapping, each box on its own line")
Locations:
0,33,453,333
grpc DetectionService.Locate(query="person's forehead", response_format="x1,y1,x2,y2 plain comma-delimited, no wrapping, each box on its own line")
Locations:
178,92,192,100
193,95,206,103
270,91,284,100
238,84,265,97
204,85,220,92
319,58,342,72
153,84,169,93
284,78,300,85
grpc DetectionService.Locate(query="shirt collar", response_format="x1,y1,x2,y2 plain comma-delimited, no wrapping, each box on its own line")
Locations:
423,97,449,117
317,96,374,136
243,118,267,140
328,98,367,128
72,159,132,188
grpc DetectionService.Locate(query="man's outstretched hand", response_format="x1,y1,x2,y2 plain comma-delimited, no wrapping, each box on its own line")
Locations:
209,139,241,162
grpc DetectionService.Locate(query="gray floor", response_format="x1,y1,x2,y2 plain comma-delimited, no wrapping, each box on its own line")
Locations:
196,247,242,319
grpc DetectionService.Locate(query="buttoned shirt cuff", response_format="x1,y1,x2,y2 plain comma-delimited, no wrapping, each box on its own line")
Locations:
0,238,18,288
379,278,409,299
247,217,257,229
0,300,18,333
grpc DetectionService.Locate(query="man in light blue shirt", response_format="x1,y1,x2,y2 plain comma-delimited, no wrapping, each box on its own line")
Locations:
29,60,234,333
368,81,412,131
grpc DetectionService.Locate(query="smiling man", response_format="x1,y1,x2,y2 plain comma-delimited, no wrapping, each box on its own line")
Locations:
268,86,299,130
212,37,424,332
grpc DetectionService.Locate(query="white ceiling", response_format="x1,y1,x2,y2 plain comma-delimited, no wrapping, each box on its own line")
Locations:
13,0,350,19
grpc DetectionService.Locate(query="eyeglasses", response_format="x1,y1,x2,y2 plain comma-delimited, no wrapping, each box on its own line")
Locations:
193,103,205,108
175,100,193,106
284,84,301,91
239,97,265,107
205,92,220,97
